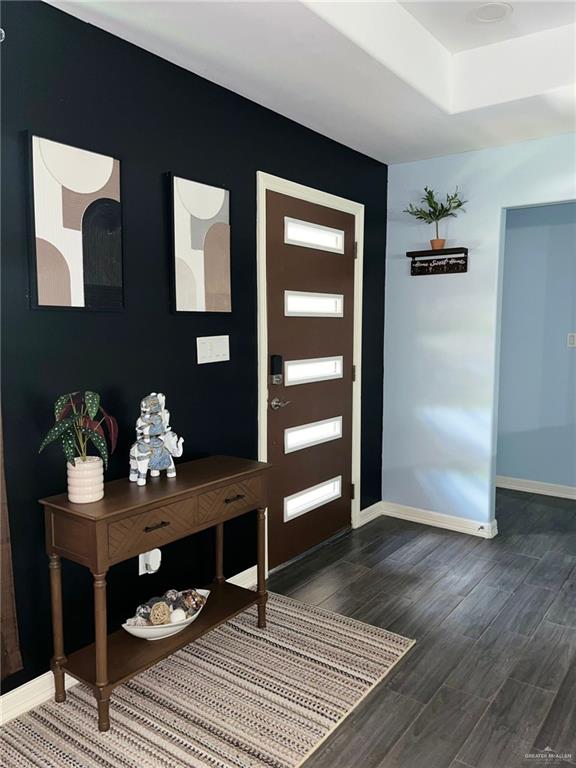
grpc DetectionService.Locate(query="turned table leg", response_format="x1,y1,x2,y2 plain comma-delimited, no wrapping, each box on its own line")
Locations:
49,554,67,702
257,507,267,628
93,571,110,732
215,523,225,583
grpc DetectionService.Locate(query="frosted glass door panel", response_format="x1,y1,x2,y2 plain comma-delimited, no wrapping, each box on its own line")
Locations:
284,291,344,318
284,217,345,254
284,476,342,521
284,416,343,453
285,356,343,386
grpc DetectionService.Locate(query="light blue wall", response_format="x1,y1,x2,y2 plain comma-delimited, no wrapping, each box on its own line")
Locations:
497,203,576,487
383,134,576,524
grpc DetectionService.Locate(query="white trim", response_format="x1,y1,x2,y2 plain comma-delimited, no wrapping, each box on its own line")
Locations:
0,671,78,726
226,565,258,589
378,500,498,538
352,501,385,529
496,475,576,500
256,172,365,536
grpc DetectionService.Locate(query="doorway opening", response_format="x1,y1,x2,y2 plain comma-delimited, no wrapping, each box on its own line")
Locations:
495,201,576,525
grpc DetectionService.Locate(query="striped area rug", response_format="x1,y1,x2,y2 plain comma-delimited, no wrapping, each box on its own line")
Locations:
1,593,414,768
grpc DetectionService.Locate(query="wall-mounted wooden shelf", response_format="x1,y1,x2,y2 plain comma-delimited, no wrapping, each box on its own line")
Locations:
406,247,468,276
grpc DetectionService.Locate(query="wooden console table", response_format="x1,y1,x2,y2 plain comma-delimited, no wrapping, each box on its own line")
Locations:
40,455,270,732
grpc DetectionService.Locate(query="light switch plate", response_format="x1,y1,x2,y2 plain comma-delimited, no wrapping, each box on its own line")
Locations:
568,332,576,348
196,335,230,364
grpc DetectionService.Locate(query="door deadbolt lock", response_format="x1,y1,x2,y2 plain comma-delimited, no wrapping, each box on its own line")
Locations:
270,354,283,385
270,397,291,410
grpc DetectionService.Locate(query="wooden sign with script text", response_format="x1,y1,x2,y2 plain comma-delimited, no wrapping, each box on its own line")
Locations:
410,255,468,276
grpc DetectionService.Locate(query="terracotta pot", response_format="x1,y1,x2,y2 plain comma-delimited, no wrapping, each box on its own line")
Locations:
67,456,104,503
430,238,446,250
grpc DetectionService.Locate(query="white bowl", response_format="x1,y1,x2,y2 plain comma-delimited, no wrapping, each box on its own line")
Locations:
122,589,210,641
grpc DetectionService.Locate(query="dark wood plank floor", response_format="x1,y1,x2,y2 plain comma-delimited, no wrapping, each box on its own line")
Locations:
268,490,576,768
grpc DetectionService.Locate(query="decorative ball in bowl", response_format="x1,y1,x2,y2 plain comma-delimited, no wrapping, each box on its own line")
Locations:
123,588,210,641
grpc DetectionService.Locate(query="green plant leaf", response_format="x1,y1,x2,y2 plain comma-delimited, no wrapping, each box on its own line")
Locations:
404,187,466,225
84,391,100,420
39,416,76,453
81,427,109,468
54,393,76,420
61,433,76,463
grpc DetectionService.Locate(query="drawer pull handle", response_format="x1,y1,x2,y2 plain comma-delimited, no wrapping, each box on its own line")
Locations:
144,521,170,533
225,493,245,504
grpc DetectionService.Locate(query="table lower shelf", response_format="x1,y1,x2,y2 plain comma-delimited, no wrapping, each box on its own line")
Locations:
64,581,260,690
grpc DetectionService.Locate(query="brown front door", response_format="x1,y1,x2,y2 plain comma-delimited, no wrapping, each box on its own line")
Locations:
266,190,356,569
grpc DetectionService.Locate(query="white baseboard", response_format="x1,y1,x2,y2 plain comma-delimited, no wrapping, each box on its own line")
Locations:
496,475,576,500
0,566,259,726
352,501,384,529
0,670,78,726
378,500,498,538
226,565,258,589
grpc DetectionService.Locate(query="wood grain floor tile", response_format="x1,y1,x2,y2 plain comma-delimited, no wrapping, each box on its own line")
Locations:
431,555,498,597
286,560,370,605
456,679,555,768
501,530,557,559
380,685,488,768
546,577,576,628
386,589,464,640
525,552,576,591
370,560,450,601
349,592,414,629
551,531,576,557
533,655,576,760
419,532,482,567
446,625,528,700
386,628,476,703
441,584,511,638
477,552,538,592
383,530,451,565
472,534,522,562
346,527,420,568
509,620,576,692
317,583,371,617
490,583,556,637
529,494,576,513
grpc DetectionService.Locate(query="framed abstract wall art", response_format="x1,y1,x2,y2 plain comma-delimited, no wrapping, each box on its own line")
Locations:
171,175,231,312
29,135,123,310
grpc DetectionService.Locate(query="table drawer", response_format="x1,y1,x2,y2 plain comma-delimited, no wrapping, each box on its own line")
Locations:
198,477,263,523
108,496,198,561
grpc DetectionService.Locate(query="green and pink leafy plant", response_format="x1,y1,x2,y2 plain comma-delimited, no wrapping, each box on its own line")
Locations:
39,391,118,468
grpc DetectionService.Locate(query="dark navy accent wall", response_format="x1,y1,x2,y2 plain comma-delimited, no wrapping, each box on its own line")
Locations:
0,0,387,692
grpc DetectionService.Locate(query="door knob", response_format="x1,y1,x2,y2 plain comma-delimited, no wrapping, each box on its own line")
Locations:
270,397,291,410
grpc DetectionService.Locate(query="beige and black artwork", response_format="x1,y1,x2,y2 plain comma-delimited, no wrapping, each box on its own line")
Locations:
31,136,123,309
172,176,231,312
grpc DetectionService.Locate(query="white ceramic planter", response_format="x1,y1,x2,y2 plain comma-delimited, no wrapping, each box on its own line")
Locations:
67,456,104,503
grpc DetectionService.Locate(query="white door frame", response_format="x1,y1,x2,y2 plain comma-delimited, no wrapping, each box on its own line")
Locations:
256,171,365,560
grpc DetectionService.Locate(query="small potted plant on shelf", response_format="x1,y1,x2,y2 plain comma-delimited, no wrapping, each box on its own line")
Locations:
404,187,466,249
40,391,118,503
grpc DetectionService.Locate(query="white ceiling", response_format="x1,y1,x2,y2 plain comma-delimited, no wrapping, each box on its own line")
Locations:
45,0,576,164
400,1,576,52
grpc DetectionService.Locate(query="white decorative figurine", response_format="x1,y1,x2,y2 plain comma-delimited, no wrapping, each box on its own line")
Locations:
129,392,184,486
